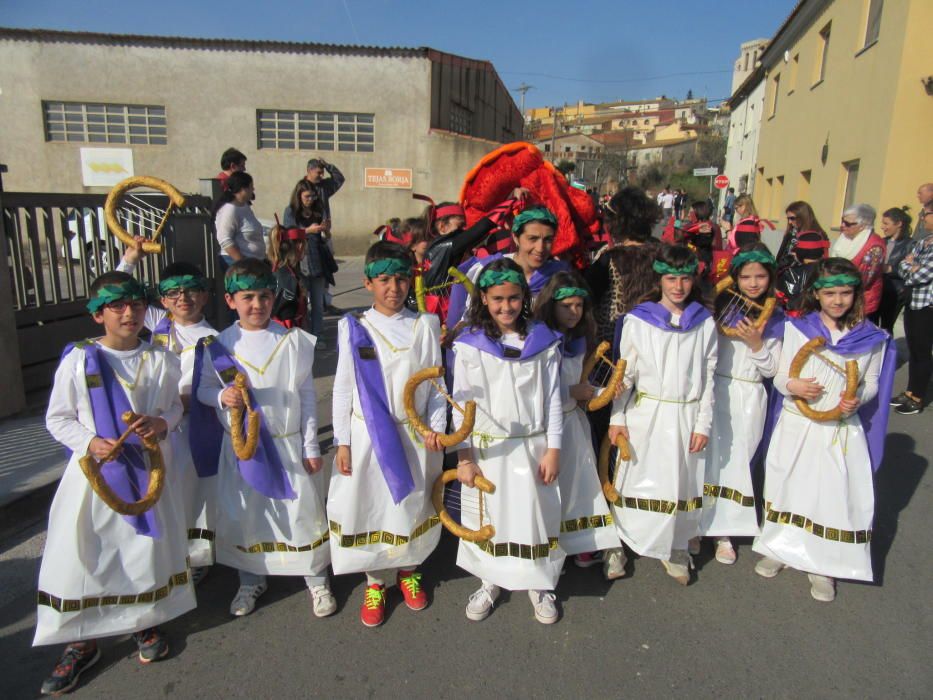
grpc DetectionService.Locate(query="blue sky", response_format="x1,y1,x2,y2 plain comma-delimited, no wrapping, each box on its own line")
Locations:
2,0,794,109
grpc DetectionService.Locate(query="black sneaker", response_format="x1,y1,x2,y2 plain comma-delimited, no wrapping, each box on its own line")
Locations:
133,627,169,664
895,397,923,415
890,392,910,407
40,643,101,696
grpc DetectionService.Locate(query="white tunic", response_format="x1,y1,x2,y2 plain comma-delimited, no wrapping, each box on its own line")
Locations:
196,323,330,576
753,323,883,581
451,329,566,590
610,314,717,560
557,352,621,555
150,311,218,568
35,342,193,645
328,309,445,574
699,333,781,537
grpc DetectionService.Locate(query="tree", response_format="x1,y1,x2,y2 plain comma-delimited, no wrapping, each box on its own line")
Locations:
555,159,576,177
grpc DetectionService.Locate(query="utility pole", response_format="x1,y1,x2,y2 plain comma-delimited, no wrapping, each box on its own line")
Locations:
550,106,560,163
513,83,534,139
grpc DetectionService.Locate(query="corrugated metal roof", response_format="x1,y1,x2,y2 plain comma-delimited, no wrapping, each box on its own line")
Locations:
0,26,462,62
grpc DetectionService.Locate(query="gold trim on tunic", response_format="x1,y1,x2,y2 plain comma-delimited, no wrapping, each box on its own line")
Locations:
38,570,189,613
560,513,614,533
329,515,441,549
764,501,871,543
615,496,703,514
703,483,756,508
187,528,215,542
234,531,330,554
473,537,560,560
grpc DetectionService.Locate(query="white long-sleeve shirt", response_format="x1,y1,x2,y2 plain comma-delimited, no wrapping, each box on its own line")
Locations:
195,323,321,458
332,308,446,446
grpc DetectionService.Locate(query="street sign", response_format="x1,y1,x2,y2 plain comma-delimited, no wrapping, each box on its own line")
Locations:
693,167,719,177
714,174,730,190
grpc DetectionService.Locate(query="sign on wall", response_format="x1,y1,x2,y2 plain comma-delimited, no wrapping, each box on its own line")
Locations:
364,168,413,189
80,148,135,187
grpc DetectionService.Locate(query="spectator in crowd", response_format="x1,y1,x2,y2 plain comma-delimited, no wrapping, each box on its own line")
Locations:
213,171,264,266
830,204,885,318
217,148,247,190
775,201,829,312
722,187,736,224
724,194,772,253
877,206,913,334
777,201,828,270
283,180,337,342
658,186,675,221
892,206,933,415
914,182,933,238
304,158,345,313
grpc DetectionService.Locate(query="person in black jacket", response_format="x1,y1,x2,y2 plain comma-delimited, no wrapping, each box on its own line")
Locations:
877,206,914,334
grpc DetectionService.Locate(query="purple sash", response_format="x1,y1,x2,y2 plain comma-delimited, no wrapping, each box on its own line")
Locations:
446,254,569,328
76,342,160,537
789,314,896,472
453,322,561,360
188,336,297,499
626,301,712,332
345,314,415,504
150,315,172,348
561,333,587,359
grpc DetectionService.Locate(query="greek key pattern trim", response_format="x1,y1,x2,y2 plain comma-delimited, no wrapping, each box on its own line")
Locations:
235,532,330,554
474,537,559,560
329,515,440,549
38,571,189,613
615,496,703,514
560,513,614,533
764,502,871,544
703,484,755,508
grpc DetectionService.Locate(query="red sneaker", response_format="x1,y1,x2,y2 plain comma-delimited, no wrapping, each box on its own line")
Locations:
359,584,386,627
397,570,428,611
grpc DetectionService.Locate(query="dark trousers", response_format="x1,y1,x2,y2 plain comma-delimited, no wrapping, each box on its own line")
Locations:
904,305,933,400
877,275,905,335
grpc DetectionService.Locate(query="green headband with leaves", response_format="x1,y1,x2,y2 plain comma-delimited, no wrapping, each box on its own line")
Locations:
86,279,147,313
158,275,210,296
224,272,277,294
812,274,861,290
553,286,589,301
653,260,698,276
364,258,412,279
512,207,557,233
479,268,524,289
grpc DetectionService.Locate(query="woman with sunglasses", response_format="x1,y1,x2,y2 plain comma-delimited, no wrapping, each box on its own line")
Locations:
830,204,885,319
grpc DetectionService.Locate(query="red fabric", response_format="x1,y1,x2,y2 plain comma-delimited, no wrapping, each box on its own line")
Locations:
855,232,885,314
435,204,465,220
727,216,767,253
710,251,733,285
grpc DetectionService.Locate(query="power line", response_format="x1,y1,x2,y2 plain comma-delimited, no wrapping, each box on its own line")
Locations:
499,69,731,84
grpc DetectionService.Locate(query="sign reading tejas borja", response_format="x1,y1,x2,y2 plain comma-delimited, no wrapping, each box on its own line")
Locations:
363,168,413,189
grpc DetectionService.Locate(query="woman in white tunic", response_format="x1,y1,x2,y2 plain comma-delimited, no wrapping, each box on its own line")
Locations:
700,245,783,564
119,245,218,576
329,247,446,627
36,273,193,695
194,260,331,617
452,258,565,624
608,245,717,585
753,258,895,602
533,272,620,565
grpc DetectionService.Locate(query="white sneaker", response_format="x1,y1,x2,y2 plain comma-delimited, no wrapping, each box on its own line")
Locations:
808,574,836,602
465,583,500,621
754,557,786,579
230,583,268,617
715,538,737,565
661,551,691,586
309,584,337,617
528,590,559,624
603,548,627,580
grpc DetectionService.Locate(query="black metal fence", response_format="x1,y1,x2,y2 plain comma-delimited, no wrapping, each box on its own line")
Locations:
1,190,221,397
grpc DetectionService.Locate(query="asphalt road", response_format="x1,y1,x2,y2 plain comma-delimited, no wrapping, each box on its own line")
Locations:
1,257,930,699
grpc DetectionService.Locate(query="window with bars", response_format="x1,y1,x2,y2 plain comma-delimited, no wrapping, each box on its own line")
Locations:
256,110,374,152
449,103,473,136
43,101,167,144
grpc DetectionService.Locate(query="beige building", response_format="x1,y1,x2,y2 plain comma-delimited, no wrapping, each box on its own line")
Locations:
752,0,933,227
0,28,521,252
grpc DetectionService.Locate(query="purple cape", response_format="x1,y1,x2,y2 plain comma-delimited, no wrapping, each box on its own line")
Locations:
760,314,895,472
561,333,587,359
65,341,161,537
189,336,298,499
345,314,415,504
453,321,561,360
150,315,172,347
446,254,569,328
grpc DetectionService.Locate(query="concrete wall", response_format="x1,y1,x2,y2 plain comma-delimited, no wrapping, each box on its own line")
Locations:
0,35,508,254
753,0,932,229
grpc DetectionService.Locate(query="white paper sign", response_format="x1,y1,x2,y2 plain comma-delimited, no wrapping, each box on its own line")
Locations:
80,148,134,187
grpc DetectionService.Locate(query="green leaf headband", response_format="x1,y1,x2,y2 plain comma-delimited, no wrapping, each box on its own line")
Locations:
86,279,146,313
553,286,589,301
478,268,524,289
224,272,277,294
730,250,775,270
653,260,698,276
812,273,861,290
512,207,557,233
158,274,210,296
364,257,412,279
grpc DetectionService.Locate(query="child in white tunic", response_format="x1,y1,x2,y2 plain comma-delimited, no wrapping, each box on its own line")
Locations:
194,259,333,618
118,239,218,580
533,271,621,570
452,257,565,624
330,242,446,628
700,244,783,564
36,272,193,696
608,245,717,586
753,258,895,602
